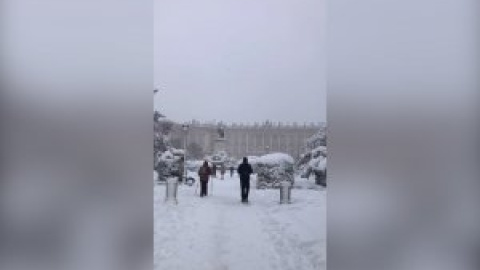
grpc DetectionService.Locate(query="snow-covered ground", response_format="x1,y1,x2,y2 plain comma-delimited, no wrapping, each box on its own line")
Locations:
154,173,326,270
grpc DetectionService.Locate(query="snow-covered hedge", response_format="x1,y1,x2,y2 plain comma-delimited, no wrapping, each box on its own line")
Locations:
255,153,295,189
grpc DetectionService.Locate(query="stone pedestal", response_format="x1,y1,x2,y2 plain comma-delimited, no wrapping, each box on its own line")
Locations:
213,138,226,153
165,177,178,204
279,181,292,204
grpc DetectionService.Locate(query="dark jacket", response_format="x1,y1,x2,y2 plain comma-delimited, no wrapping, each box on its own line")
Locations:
237,162,253,181
198,164,212,182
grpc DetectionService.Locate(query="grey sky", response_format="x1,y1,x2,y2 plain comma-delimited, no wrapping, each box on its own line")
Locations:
154,0,326,124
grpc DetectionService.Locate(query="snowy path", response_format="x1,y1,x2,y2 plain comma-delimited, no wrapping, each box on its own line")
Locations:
154,174,326,270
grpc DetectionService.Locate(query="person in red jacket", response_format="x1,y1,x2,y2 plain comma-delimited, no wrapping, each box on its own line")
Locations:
198,161,212,197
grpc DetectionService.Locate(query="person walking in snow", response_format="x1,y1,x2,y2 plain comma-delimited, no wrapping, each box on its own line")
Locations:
198,161,212,197
237,157,253,203
229,166,234,177
177,157,185,183
220,165,226,180
212,164,217,178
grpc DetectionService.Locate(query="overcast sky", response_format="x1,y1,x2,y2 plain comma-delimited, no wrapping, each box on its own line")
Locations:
154,0,326,124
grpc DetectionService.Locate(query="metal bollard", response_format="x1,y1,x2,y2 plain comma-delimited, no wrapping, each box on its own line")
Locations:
165,177,179,204
279,181,292,204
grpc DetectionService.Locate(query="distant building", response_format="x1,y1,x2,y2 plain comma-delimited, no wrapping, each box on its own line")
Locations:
170,121,324,159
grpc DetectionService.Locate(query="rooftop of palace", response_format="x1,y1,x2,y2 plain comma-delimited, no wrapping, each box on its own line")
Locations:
178,120,325,129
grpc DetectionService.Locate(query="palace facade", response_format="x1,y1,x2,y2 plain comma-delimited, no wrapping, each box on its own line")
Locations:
170,121,324,159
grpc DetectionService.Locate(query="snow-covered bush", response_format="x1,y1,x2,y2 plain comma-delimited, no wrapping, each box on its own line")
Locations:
255,153,295,189
155,148,184,182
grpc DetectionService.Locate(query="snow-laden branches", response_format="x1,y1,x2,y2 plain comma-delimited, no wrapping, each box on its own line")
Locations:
297,128,327,187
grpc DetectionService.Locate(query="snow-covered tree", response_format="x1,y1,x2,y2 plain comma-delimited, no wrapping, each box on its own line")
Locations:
306,128,326,149
154,90,184,183
297,127,327,187
169,138,182,149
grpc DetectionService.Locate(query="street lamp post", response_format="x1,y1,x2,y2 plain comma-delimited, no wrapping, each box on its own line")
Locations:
182,123,189,183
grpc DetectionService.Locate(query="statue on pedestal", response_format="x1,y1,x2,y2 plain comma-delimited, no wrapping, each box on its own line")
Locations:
217,125,225,139
213,123,227,157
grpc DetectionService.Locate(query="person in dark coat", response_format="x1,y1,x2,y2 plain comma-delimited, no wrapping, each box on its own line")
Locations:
220,165,226,180
177,157,185,183
212,164,217,178
198,161,212,197
237,157,253,203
